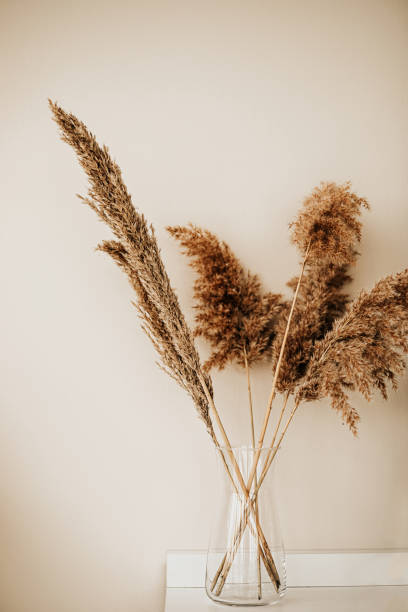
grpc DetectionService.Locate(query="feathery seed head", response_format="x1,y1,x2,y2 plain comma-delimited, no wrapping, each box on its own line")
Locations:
50,101,216,439
290,182,369,265
167,224,285,370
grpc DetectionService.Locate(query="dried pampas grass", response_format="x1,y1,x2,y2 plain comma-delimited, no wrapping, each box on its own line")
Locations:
290,181,369,264
296,269,408,435
49,100,215,439
50,100,408,598
167,224,284,371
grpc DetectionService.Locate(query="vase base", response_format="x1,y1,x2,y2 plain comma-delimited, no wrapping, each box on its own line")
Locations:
205,583,287,607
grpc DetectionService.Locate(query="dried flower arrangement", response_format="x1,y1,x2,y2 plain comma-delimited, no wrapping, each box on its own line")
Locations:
50,101,408,600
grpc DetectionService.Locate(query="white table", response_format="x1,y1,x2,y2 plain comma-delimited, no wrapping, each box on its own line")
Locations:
165,551,408,611
165,585,408,611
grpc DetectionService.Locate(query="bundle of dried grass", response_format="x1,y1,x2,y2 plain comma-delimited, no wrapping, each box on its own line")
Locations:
49,100,215,439
167,224,284,370
50,99,408,599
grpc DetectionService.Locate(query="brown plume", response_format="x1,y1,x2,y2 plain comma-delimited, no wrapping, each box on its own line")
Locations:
49,101,216,439
296,269,408,435
167,224,285,371
290,181,369,264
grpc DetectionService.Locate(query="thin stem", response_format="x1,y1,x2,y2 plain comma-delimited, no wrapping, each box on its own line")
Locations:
244,243,311,495
256,400,300,493
261,389,290,476
197,373,248,496
244,347,256,448
243,347,262,600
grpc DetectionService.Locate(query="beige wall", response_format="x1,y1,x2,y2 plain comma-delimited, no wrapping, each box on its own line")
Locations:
1,1,407,610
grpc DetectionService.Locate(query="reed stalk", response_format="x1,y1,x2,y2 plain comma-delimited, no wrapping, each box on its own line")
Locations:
243,347,262,600
262,389,290,473
245,243,311,495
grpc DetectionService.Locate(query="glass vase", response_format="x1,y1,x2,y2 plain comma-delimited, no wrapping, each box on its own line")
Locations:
205,446,286,606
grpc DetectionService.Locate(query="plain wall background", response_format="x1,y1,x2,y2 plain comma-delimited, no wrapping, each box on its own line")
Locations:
1,1,408,610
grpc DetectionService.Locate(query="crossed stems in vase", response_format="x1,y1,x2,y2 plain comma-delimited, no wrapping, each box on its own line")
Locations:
211,392,298,596
200,375,281,592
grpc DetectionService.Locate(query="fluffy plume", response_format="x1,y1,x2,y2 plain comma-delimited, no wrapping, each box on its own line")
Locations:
167,224,285,371
290,181,369,264
49,101,216,439
296,269,408,435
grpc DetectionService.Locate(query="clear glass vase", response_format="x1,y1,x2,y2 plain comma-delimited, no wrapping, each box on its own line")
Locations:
205,446,286,606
